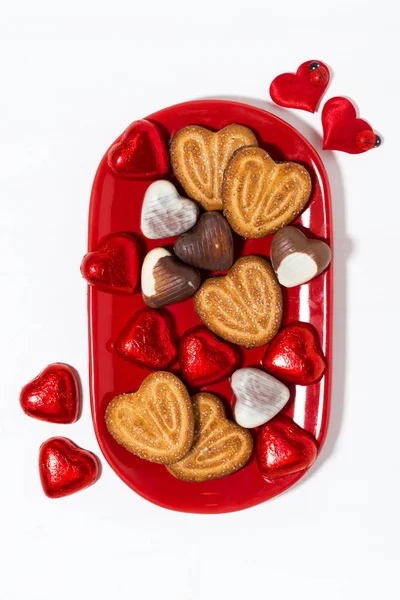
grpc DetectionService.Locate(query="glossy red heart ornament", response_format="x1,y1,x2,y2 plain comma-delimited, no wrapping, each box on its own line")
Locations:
257,415,318,479
179,326,240,388
107,119,169,179
262,322,326,385
115,307,177,369
322,97,380,154
39,437,99,498
19,363,80,423
80,232,140,294
270,60,330,113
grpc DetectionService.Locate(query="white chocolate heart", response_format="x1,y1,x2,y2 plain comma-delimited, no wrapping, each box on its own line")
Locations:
231,367,290,428
276,252,318,287
141,180,199,240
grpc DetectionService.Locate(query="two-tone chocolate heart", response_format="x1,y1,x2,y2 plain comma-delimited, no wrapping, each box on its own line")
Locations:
231,367,290,428
141,180,199,240
271,226,331,287
141,248,201,308
174,212,234,271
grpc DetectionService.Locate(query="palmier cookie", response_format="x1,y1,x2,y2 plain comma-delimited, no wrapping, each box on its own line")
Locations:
170,124,258,211
194,255,282,348
168,393,253,482
105,372,194,465
223,146,312,238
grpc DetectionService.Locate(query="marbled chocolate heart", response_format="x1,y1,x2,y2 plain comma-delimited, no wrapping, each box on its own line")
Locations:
141,248,201,308
271,226,331,287
174,212,234,271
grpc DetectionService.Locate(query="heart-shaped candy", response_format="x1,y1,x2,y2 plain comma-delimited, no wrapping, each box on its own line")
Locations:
223,147,312,238
231,367,290,428
168,393,254,481
107,119,169,178
322,97,381,154
174,212,234,271
141,247,200,308
105,372,194,464
39,438,99,498
257,415,318,478
179,326,240,388
141,180,199,240
270,60,330,113
194,256,282,348
262,322,326,385
271,226,331,287
80,233,141,295
20,363,80,423
115,307,177,369
170,123,258,211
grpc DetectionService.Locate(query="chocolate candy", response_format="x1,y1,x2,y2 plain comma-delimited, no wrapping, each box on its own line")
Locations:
141,180,199,240
174,212,234,271
271,226,331,287
141,248,201,308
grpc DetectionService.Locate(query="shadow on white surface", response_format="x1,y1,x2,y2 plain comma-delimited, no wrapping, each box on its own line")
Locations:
197,94,350,489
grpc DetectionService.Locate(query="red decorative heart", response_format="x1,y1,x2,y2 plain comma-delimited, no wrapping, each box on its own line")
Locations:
107,119,169,179
179,326,240,388
322,97,381,154
80,233,141,295
257,415,318,479
262,322,326,385
115,307,177,369
270,60,330,113
39,438,99,498
19,363,80,424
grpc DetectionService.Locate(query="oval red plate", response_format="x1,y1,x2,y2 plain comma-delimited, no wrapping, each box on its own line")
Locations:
87,100,332,513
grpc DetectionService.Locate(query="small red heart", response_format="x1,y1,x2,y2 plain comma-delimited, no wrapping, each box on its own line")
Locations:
39,438,99,498
80,233,141,295
107,119,169,179
322,97,380,154
257,415,318,479
262,322,326,385
19,363,80,424
179,326,240,388
115,307,178,369
270,60,330,113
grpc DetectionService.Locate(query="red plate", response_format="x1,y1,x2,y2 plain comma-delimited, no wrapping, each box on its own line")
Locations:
87,100,332,513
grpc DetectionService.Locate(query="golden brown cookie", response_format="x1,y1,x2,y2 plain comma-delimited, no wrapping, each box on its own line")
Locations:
170,124,258,211
168,393,253,482
223,146,312,238
105,372,194,465
194,255,282,348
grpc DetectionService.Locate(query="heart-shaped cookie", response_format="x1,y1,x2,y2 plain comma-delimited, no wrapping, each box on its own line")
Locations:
179,326,240,388
141,247,201,308
141,180,199,240
231,367,290,429
170,124,258,211
168,393,253,481
263,322,326,385
194,256,282,348
80,233,141,295
20,363,80,424
39,438,99,498
105,372,194,464
107,119,169,178
174,212,234,271
223,147,312,238
257,415,318,478
270,60,330,113
271,226,331,287
322,97,381,154
115,307,177,369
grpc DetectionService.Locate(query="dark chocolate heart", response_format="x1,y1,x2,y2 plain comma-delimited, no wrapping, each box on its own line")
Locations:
174,212,234,271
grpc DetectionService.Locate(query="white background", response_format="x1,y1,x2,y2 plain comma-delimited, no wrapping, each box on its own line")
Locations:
1,1,399,598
